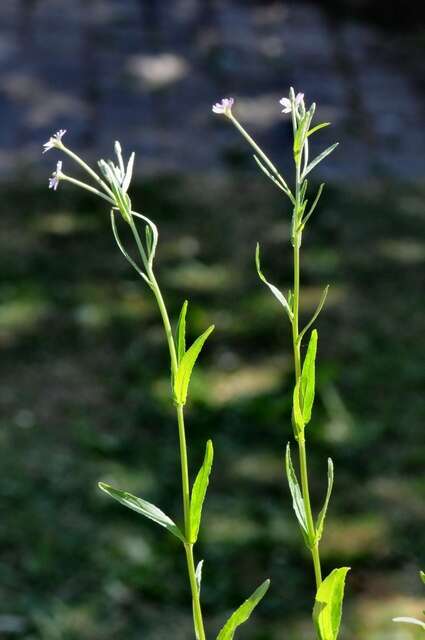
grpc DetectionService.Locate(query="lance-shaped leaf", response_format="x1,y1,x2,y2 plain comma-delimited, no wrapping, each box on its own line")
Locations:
301,329,318,424
195,560,204,593
315,458,334,543
307,122,331,137
420,570,425,586
303,143,339,178
216,579,270,640
292,381,305,436
285,443,308,538
122,151,135,193
313,567,350,640
189,440,214,543
255,244,293,320
176,300,188,364
293,111,312,166
298,286,329,344
98,483,185,543
174,325,215,405
298,183,325,231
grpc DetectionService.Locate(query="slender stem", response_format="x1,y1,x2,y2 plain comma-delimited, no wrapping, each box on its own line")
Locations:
291,158,322,590
61,144,114,199
177,404,191,532
61,175,115,205
179,402,206,639
129,219,206,639
185,543,206,640
229,114,293,199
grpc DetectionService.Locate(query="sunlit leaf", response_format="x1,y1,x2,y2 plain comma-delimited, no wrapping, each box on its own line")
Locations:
315,458,334,543
192,560,205,640
292,380,305,435
285,443,308,538
307,122,331,137
256,244,292,320
189,440,214,543
174,325,215,405
293,113,309,164
301,329,317,424
420,570,425,586
98,482,185,542
313,567,350,640
303,143,339,178
216,579,270,640
176,300,188,364
195,560,204,593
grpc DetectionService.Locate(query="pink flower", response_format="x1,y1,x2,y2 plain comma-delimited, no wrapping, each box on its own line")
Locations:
43,129,67,153
212,97,234,116
280,93,304,114
48,161,63,190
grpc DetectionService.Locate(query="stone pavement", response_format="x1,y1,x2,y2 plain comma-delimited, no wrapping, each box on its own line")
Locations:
0,0,424,182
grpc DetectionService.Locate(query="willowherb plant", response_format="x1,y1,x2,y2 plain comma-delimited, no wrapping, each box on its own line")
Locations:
213,89,349,640
43,131,269,639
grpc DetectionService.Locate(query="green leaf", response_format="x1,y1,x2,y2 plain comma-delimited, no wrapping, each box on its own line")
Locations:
98,482,185,543
420,570,425,586
256,244,293,320
176,300,188,364
301,329,318,424
315,458,334,543
292,380,305,435
174,325,215,405
193,560,205,640
313,567,350,640
189,440,214,543
307,122,331,137
303,143,339,178
393,617,425,630
285,443,308,538
293,114,309,164
216,579,270,640
195,560,204,593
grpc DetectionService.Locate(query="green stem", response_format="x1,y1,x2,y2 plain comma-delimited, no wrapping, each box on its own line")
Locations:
61,175,115,205
185,543,206,640
229,114,293,199
129,219,206,639
177,404,191,534
292,162,322,591
61,144,114,199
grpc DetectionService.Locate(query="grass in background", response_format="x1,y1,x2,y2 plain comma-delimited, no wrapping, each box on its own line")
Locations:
0,176,424,639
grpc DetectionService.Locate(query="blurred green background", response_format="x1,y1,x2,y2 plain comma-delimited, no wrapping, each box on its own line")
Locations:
0,1,424,639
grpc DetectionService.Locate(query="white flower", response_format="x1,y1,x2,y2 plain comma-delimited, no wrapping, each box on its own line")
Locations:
43,129,67,153
212,97,234,117
48,160,63,190
280,93,304,114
